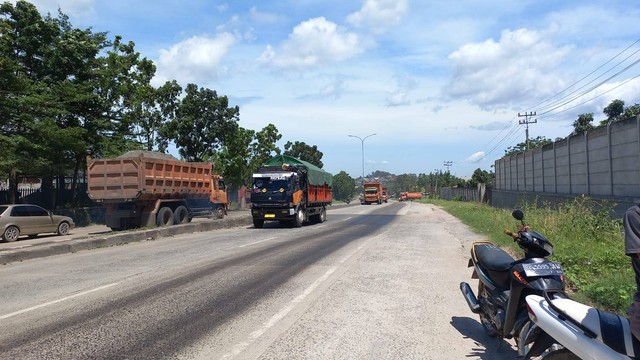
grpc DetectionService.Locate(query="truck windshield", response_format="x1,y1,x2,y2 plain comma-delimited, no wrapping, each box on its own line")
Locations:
253,178,291,193
365,188,378,194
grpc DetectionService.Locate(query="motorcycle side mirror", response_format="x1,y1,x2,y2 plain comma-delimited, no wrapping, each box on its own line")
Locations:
512,209,524,221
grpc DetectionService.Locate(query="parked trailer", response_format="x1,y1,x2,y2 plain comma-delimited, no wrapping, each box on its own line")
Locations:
251,155,332,228
87,151,228,231
398,192,422,202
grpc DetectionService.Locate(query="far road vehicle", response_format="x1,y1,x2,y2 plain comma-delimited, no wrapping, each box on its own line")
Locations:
0,204,75,242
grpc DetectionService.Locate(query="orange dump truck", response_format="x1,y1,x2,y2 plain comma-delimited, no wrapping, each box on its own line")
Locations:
399,192,422,202
362,181,383,205
87,150,228,231
382,187,389,203
250,155,332,228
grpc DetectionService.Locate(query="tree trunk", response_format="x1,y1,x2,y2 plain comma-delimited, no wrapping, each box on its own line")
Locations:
8,168,18,204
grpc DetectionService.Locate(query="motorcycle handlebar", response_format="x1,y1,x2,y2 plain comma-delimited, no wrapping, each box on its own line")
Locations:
503,229,518,239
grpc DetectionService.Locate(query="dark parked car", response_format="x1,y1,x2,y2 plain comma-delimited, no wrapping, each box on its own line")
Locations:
0,204,75,242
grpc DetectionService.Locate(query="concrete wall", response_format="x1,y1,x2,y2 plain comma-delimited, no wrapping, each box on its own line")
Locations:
493,115,640,217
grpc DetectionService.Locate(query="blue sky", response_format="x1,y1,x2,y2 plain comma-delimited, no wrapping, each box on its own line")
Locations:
21,0,640,178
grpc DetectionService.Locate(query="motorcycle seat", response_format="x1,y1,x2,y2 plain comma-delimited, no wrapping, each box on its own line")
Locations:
473,242,515,271
552,296,640,357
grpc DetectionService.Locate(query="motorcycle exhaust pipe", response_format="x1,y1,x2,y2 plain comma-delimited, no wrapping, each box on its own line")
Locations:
460,282,482,314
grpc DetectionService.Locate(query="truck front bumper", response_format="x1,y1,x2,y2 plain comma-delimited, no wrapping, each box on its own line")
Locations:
251,207,295,220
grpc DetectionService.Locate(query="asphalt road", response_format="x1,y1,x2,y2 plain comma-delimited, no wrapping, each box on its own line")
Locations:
0,202,520,359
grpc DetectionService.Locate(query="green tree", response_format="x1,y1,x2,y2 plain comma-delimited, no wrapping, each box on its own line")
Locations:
602,99,625,125
164,84,240,162
216,124,281,189
131,80,182,152
216,127,255,188
504,136,552,156
572,113,594,134
283,141,324,168
622,103,640,120
468,168,494,187
395,173,419,192
332,171,357,203
250,124,282,171
0,1,110,204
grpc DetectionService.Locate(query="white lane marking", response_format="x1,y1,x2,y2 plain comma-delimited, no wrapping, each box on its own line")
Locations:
358,209,368,214
0,282,119,320
221,243,367,359
341,217,352,222
221,266,338,359
238,237,276,248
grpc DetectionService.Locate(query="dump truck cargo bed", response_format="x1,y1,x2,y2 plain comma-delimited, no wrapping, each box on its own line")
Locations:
87,151,213,202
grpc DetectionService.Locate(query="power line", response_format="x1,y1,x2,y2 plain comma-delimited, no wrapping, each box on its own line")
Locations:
525,37,640,113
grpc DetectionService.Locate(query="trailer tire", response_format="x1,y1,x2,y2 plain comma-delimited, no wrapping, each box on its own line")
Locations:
174,206,189,224
156,207,175,226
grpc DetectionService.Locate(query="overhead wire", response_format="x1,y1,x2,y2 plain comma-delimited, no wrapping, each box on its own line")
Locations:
471,37,640,166
525,37,640,113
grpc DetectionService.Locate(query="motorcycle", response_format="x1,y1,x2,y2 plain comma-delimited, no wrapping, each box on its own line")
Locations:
525,290,637,359
460,209,566,357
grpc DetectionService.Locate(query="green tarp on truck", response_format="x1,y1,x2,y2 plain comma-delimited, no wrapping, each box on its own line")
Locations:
262,155,333,186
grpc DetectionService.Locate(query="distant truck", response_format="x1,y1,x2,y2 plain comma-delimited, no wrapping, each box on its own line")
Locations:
250,155,332,228
362,181,383,205
382,187,389,203
87,151,228,231
398,192,422,202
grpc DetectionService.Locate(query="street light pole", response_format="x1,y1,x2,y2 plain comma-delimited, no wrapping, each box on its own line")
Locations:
348,133,376,182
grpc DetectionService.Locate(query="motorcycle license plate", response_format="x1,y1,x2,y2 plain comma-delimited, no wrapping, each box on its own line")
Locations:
522,262,564,277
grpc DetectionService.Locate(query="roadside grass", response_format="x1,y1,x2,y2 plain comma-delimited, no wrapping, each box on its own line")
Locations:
422,197,634,314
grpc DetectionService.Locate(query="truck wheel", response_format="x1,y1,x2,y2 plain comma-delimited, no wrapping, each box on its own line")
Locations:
156,207,175,226
215,206,225,219
315,207,326,223
293,208,304,228
174,206,189,224
253,219,264,228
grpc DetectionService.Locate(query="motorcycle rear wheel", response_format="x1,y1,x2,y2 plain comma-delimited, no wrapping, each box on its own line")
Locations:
477,282,499,337
516,320,578,360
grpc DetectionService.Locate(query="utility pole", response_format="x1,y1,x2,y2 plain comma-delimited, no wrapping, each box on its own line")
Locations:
518,111,537,149
443,161,452,173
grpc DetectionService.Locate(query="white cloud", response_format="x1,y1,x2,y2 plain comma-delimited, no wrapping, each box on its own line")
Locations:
466,151,486,163
155,33,236,84
259,17,365,68
385,74,418,107
347,0,408,34
445,28,571,111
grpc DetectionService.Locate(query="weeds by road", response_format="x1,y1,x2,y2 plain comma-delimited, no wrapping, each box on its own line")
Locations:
423,196,633,314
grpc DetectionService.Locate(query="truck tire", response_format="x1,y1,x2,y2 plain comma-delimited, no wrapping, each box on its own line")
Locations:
318,207,326,223
156,207,175,226
215,206,225,219
293,207,304,228
253,219,264,228
174,206,189,224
